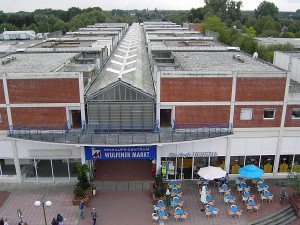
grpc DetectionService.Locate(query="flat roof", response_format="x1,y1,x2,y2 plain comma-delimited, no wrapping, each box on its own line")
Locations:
173,52,282,72
0,52,78,73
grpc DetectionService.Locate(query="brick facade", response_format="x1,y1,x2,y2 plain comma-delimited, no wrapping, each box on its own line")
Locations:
175,105,230,123
235,77,286,101
161,78,232,102
7,79,80,103
234,105,283,128
285,105,300,127
0,82,5,104
0,108,8,130
11,107,66,125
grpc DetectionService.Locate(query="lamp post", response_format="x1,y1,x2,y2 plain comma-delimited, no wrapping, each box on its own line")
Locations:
34,200,52,225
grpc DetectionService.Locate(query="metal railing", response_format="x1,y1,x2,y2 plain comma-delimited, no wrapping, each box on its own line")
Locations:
7,123,233,144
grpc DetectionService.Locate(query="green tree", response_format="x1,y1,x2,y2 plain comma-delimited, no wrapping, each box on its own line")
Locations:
202,16,229,43
245,26,256,37
232,35,257,55
281,32,295,38
254,1,279,19
0,22,18,31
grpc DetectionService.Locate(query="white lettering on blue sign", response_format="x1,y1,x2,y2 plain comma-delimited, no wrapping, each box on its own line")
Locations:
169,152,218,157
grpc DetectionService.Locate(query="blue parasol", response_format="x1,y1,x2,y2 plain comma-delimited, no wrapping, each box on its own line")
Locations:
238,165,264,178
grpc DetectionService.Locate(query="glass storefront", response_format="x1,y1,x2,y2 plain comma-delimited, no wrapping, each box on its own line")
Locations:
278,155,292,173
161,156,225,180
19,158,80,182
229,156,245,174
0,159,16,176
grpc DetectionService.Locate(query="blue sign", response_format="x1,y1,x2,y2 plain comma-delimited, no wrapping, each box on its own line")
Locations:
85,146,157,160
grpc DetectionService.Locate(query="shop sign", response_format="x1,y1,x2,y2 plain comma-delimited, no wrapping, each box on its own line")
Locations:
169,152,218,158
85,146,157,160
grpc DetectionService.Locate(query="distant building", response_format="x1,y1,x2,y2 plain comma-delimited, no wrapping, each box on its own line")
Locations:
255,37,300,49
1,30,36,40
188,23,202,33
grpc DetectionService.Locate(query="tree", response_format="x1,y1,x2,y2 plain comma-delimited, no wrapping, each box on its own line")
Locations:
232,35,257,55
202,16,229,44
254,1,279,19
288,165,300,196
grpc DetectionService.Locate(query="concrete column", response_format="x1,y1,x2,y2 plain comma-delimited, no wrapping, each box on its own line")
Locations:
11,140,22,183
78,72,86,128
80,146,86,165
156,145,162,174
2,73,13,128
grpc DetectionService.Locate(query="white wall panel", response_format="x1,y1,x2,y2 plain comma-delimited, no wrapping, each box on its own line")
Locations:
0,140,13,158
160,143,176,157
281,137,297,154
261,137,278,154
193,139,210,152
246,138,262,154
211,138,227,155
231,138,246,155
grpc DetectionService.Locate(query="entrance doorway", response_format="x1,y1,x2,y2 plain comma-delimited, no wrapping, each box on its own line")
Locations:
160,109,172,127
93,160,153,181
71,110,81,128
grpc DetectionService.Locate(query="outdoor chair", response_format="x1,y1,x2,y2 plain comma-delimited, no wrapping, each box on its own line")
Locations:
248,195,255,201
212,208,219,217
267,195,273,203
152,213,159,222
246,204,254,212
174,213,181,221
219,187,225,195
229,198,236,204
242,196,248,204
260,194,267,203
178,200,184,207
224,197,230,205
253,203,260,213
236,210,242,218
161,215,169,223
205,210,212,219
228,209,235,219
181,212,188,221
236,186,243,194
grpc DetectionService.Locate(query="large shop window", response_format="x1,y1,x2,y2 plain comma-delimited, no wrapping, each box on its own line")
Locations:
0,159,16,176
278,155,292,173
245,155,260,166
293,155,300,172
260,155,275,173
230,156,245,174
210,156,225,170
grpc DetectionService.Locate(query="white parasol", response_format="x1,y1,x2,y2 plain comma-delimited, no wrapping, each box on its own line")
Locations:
200,185,207,203
197,166,226,180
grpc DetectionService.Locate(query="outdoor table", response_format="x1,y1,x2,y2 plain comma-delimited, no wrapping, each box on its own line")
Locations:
176,209,184,215
206,195,212,201
200,178,206,182
226,194,234,199
244,192,250,197
172,188,179,194
231,206,238,212
264,191,272,197
173,198,180,204
158,211,166,216
208,206,215,212
171,180,177,186
237,177,244,180
248,201,256,206
157,201,165,207
241,183,247,188
222,185,228,190
259,183,265,188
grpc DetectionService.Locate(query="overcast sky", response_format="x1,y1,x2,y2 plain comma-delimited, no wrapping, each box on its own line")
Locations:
1,0,300,12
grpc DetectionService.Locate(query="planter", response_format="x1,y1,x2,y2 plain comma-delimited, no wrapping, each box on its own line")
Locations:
72,187,92,206
290,193,300,217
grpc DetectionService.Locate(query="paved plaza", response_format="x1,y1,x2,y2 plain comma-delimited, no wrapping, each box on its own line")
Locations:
0,181,299,225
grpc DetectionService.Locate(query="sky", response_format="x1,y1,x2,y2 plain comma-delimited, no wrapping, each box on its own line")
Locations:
1,0,300,13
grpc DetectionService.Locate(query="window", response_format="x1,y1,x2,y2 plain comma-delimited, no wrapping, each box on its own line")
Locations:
264,108,275,119
292,108,300,119
240,108,253,120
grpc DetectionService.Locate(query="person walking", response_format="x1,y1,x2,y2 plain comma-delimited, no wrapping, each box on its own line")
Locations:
17,209,23,224
165,189,171,207
79,200,85,219
0,217,4,225
3,218,9,225
91,208,97,225
280,185,288,204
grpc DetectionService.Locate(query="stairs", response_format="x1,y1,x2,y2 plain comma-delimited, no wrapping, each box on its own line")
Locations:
92,180,153,191
250,204,298,225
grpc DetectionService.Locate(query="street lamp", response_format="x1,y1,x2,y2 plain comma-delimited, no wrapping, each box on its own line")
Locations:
34,200,52,225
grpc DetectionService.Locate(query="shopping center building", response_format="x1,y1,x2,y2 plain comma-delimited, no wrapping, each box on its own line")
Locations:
0,22,299,183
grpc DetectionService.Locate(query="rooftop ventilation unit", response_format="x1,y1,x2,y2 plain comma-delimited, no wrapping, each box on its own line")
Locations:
1,56,16,65
232,54,244,63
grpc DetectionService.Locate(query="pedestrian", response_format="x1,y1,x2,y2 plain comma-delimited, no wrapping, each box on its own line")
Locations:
280,185,288,204
51,217,58,225
79,200,85,219
165,189,171,207
0,217,4,225
3,218,9,225
91,208,97,225
17,209,23,223
56,214,63,223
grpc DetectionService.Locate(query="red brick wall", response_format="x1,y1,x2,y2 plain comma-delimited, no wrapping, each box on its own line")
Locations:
234,105,282,128
8,79,80,103
176,106,230,123
0,82,5,104
0,108,8,130
161,78,232,102
285,105,300,127
236,78,286,101
11,107,66,125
